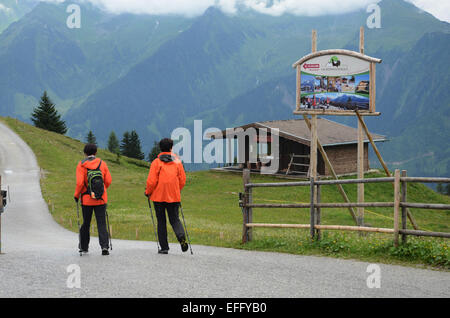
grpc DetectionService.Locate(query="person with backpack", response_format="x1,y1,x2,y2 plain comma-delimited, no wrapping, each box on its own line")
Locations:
145,138,188,254
74,143,112,255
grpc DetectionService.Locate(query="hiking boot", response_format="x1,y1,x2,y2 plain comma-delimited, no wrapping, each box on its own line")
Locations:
158,249,169,254
102,248,109,256
180,238,189,252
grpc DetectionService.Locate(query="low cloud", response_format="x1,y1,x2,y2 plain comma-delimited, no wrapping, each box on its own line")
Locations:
0,4,12,13
40,0,449,22
406,0,450,23
42,0,380,17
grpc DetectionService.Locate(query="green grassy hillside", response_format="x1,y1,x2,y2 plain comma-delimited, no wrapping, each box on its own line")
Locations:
2,117,449,268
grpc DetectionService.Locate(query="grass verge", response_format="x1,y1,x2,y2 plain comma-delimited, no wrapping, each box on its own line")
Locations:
2,117,449,269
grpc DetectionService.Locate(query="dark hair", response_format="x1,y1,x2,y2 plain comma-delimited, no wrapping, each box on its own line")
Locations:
159,138,173,152
84,144,97,156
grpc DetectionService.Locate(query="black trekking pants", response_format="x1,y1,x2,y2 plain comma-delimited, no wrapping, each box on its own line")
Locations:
80,204,109,250
153,201,186,251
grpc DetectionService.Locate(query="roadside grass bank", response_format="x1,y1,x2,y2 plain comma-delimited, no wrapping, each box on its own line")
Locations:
2,117,449,269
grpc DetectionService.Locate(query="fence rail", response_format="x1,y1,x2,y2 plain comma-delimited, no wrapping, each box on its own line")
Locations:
240,169,450,246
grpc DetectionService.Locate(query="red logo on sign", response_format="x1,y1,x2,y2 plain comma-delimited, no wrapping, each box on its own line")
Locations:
303,63,320,69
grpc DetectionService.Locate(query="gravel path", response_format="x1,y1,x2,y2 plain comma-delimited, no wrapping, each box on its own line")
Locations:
0,122,448,298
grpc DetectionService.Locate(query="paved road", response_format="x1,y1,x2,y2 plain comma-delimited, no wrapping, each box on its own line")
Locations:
0,122,449,298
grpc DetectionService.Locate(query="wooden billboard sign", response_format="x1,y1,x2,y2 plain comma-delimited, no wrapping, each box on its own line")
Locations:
293,41,381,116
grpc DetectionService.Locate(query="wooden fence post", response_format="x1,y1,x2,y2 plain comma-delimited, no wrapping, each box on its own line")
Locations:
242,169,253,243
316,179,321,240
393,169,401,247
0,175,2,254
310,177,316,240
401,170,408,244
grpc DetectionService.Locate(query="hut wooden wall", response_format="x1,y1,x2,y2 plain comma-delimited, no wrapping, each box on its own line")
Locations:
322,143,369,176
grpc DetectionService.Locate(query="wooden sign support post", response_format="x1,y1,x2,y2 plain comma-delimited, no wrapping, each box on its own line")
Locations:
309,30,318,239
357,26,365,226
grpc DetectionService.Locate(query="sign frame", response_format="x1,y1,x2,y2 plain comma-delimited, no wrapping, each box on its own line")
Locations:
293,49,381,115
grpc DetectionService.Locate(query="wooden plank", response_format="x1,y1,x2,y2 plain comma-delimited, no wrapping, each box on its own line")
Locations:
247,202,394,208
315,225,394,234
291,163,310,167
401,177,450,183
246,181,310,188
398,229,450,238
292,49,382,68
400,203,450,210
246,223,395,234
247,203,310,208
246,223,310,229
393,169,401,247
315,177,395,185
315,202,394,208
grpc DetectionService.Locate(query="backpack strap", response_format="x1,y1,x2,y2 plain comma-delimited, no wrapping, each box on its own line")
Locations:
96,160,102,170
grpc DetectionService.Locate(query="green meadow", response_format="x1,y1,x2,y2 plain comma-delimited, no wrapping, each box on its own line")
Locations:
2,117,449,269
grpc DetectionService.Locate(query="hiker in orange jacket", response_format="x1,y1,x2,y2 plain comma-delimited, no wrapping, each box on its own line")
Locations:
145,138,187,254
74,143,112,255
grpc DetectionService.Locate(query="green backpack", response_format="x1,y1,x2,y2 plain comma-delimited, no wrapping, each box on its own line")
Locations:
85,160,104,200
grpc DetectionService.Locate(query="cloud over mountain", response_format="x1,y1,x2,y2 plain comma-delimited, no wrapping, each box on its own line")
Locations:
42,0,381,17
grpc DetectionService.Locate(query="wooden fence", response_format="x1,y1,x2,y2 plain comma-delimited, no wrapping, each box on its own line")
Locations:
240,169,450,246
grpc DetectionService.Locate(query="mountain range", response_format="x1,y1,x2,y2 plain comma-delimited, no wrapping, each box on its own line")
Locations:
0,0,449,177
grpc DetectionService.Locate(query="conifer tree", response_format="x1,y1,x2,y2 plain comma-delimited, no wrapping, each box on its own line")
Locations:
148,141,161,162
107,131,120,154
120,131,131,157
31,91,67,134
129,130,145,160
86,130,97,145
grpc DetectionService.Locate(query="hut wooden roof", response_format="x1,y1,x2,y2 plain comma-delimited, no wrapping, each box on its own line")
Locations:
211,118,387,147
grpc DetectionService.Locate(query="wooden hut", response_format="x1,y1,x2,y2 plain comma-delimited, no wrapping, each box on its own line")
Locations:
212,118,386,176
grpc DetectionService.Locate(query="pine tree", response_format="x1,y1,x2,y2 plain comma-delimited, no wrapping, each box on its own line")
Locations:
120,131,131,157
31,91,67,134
107,131,120,154
129,130,145,160
86,130,97,145
147,141,161,162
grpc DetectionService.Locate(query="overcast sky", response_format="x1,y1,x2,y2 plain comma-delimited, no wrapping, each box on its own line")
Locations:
38,0,450,22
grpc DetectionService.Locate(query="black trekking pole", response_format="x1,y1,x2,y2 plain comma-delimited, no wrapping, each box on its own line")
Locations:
179,202,193,255
105,207,112,250
76,199,82,256
147,198,161,251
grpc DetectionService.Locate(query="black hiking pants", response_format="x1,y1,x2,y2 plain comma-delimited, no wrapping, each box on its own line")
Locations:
80,204,109,251
153,201,185,251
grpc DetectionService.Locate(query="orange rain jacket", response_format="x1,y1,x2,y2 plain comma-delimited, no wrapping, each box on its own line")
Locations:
74,157,112,206
145,152,186,203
